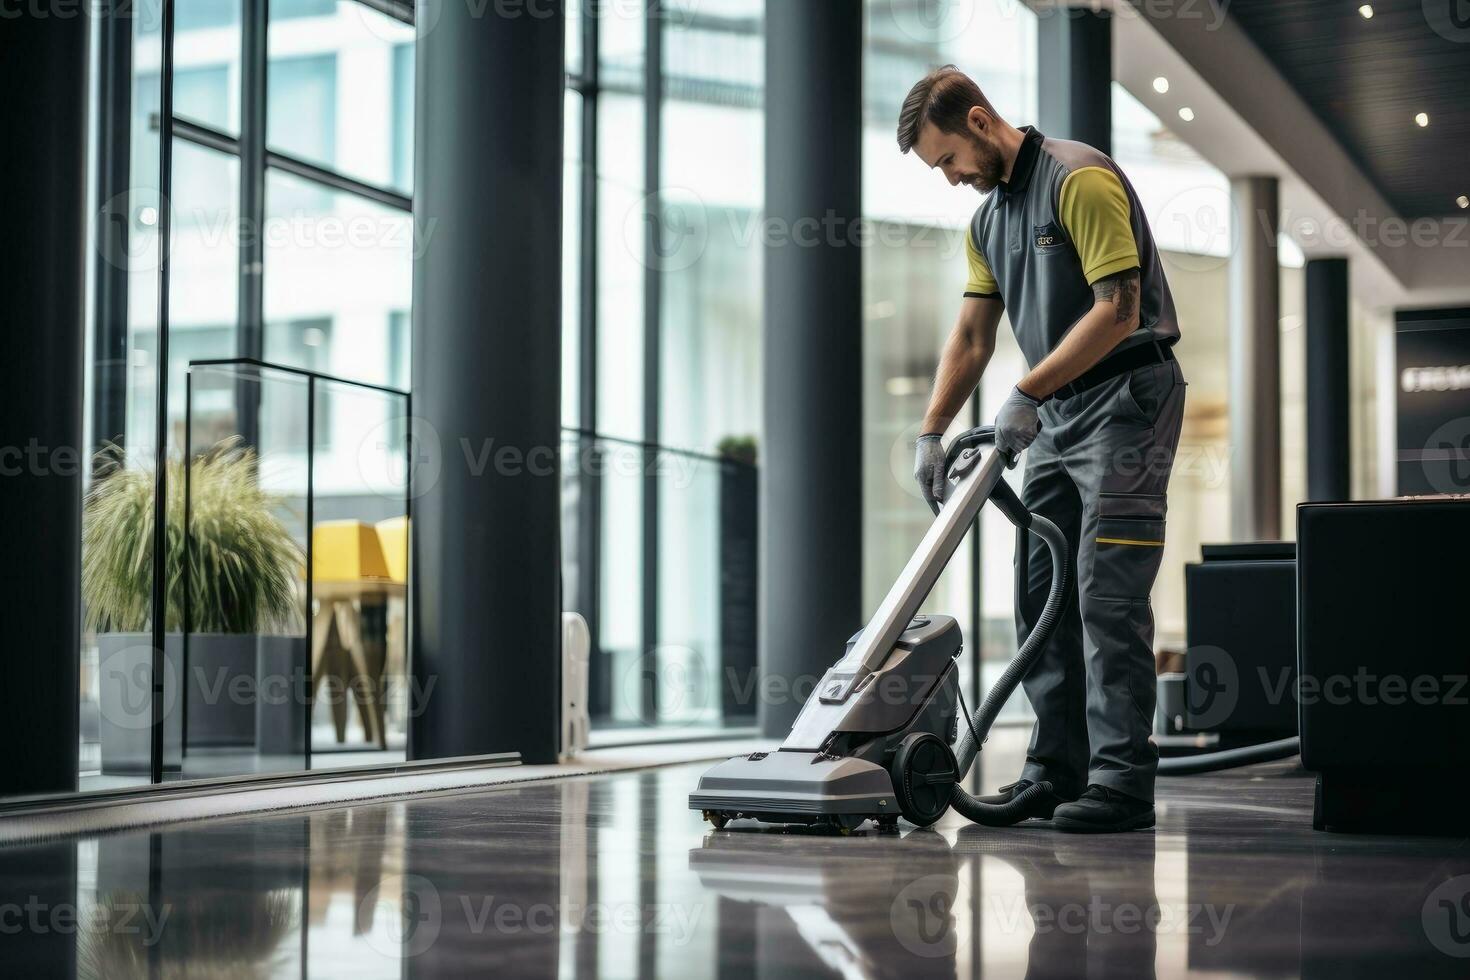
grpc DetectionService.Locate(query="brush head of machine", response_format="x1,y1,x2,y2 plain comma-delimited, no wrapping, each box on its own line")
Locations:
689,615,966,833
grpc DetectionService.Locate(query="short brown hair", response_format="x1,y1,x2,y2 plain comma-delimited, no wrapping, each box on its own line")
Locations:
896,65,996,154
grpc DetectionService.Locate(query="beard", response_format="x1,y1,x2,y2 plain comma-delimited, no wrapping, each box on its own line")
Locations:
960,136,1007,194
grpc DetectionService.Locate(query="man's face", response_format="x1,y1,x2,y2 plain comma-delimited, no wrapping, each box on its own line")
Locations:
914,112,1006,194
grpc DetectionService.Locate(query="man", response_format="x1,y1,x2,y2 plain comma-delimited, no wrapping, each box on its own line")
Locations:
899,66,1186,833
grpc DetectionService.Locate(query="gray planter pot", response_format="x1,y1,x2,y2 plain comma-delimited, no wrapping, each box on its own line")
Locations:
255,635,309,758
184,633,260,749
97,634,182,776
97,633,310,774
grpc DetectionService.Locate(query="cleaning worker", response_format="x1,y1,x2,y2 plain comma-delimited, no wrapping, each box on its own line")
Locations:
899,66,1186,833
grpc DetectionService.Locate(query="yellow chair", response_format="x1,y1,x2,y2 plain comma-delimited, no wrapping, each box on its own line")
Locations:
314,520,391,583
311,521,402,748
374,517,409,730
375,516,409,584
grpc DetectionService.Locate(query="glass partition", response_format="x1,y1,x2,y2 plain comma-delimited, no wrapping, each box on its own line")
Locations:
561,431,758,738
175,364,312,780
309,378,410,764
173,358,410,782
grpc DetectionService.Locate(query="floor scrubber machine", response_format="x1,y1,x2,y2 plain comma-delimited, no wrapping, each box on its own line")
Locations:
689,426,1071,832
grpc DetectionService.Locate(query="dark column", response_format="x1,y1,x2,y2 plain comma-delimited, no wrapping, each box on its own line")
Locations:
761,1,864,737
1305,258,1351,501
0,9,86,795
1037,8,1112,154
1229,176,1282,540
410,4,564,763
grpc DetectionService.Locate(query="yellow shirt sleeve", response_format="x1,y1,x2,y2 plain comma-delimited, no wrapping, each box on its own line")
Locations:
964,229,999,297
1058,166,1140,283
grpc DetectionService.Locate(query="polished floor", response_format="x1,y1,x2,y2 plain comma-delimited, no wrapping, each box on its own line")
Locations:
5,728,1470,978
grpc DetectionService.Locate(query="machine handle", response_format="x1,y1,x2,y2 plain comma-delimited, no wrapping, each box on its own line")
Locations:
927,425,1015,516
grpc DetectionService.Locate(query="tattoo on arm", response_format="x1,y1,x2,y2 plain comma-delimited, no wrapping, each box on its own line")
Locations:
1092,269,1140,326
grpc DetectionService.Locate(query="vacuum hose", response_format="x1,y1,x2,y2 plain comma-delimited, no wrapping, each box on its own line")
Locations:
929,430,1294,809
1156,736,1300,775
947,483,1072,825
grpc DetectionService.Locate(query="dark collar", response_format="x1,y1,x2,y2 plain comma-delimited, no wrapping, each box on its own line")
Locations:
999,126,1044,197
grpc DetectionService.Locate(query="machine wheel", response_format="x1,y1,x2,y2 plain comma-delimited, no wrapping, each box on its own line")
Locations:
891,732,958,827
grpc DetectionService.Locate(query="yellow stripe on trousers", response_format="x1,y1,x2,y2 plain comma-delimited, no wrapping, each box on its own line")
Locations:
1095,536,1165,547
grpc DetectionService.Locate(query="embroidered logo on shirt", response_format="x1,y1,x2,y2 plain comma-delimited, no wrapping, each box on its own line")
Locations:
1033,222,1066,252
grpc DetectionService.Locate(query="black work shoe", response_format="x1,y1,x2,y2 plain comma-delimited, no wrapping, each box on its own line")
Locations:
1052,784,1155,834
964,779,1072,826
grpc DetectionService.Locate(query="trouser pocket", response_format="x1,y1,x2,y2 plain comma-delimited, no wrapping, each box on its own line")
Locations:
1091,492,1166,600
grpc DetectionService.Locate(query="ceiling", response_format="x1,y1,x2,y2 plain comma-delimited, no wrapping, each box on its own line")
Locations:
1227,0,1470,219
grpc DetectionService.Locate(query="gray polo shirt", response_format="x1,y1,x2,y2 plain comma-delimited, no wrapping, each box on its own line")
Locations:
964,126,1180,369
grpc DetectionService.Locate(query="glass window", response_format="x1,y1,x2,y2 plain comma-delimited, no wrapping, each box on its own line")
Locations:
77,0,415,799
175,65,234,134
862,0,1037,713
595,91,646,442
599,0,645,88
391,43,414,192
658,2,764,455
567,4,768,736
274,0,336,20
127,140,242,442
172,0,242,135
599,443,645,725
268,54,337,169
262,170,413,389
267,0,415,194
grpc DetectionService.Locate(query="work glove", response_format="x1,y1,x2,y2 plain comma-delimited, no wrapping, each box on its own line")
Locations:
913,433,947,508
994,386,1044,460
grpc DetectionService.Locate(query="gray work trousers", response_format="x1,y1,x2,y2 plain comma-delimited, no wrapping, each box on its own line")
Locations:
1016,356,1186,803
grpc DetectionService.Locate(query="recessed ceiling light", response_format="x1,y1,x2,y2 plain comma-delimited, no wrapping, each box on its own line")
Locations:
1152,76,1170,94
1415,112,1430,127
1358,4,1373,19
1178,107,1195,122
1458,195,1469,209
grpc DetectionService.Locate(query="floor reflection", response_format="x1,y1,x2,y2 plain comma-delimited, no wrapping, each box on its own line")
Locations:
4,735,1470,978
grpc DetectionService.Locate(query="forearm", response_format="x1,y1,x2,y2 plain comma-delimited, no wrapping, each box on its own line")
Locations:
922,327,993,434
1018,269,1140,399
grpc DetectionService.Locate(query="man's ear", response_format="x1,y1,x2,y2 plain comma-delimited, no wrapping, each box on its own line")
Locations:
966,106,991,137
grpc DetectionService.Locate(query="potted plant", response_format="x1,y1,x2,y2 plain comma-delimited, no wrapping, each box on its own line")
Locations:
84,441,306,773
